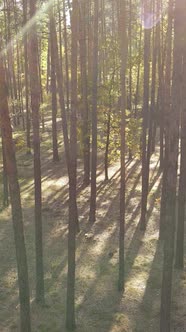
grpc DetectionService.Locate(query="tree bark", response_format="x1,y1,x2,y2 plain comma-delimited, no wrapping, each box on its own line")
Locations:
28,0,44,303
118,0,128,291
89,0,99,224
0,58,31,332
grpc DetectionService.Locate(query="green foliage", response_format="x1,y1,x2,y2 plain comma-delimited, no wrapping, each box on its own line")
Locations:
126,113,142,158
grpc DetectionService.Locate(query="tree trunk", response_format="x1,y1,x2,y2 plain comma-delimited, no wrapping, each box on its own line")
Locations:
50,11,59,162
118,0,128,291
140,25,151,231
175,4,186,269
66,0,79,329
79,0,90,186
0,58,31,332
160,0,183,330
89,0,99,224
28,0,44,303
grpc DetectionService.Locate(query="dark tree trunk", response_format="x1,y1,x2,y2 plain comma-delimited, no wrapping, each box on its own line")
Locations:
28,0,44,303
50,12,59,162
23,0,31,154
63,0,70,114
66,0,79,329
160,0,183,330
2,137,9,207
175,6,186,269
79,0,90,186
118,0,127,292
140,26,151,231
89,0,99,224
159,0,173,240
0,58,31,332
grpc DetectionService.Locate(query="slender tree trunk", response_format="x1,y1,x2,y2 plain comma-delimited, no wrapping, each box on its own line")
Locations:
2,137,9,207
160,0,183,330
175,7,186,269
89,0,99,224
63,0,70,114
50,12,59,162
159,0,173,240
104,109,111,181
28,0,44,303
66,0,79,329
79,0,90,186
140,26,151,231
0,58,31,332
118,0,128,291
23,0,31,154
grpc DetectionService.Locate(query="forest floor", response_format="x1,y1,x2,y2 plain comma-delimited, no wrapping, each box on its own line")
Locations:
0,119,186,332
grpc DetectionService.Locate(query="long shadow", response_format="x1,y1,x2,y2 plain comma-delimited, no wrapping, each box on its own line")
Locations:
133,241,164,332
125,173,162,282
125,223,145,281
0,148,162,331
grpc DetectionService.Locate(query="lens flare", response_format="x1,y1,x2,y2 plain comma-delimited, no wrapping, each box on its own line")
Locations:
139,0,167,29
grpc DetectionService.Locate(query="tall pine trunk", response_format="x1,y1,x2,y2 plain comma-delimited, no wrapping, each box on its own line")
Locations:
118,0,128,291
160,0,183,330
0,58,31,332
89,0,99,224
175,4,186,269
28,0,44,303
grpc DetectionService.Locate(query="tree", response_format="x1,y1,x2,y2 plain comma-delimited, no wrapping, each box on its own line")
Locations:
0,57,31,332
65,0,79,328
28,0,44,303
79,0,90,186
175,0,186,270
140,13,151,231
89,0,99,223
160,0,183,330
118,0,128,291
50,10,59,162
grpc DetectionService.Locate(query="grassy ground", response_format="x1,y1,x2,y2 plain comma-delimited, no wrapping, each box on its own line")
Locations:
0,122,186,332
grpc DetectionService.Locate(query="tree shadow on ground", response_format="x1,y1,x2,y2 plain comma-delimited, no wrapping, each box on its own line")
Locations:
0,155,163,332
133,241,164,332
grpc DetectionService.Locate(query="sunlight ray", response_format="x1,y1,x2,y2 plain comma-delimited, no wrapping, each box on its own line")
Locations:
0,0,54,57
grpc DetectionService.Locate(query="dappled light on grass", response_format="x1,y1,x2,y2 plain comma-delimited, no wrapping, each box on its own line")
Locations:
0,132,183,331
